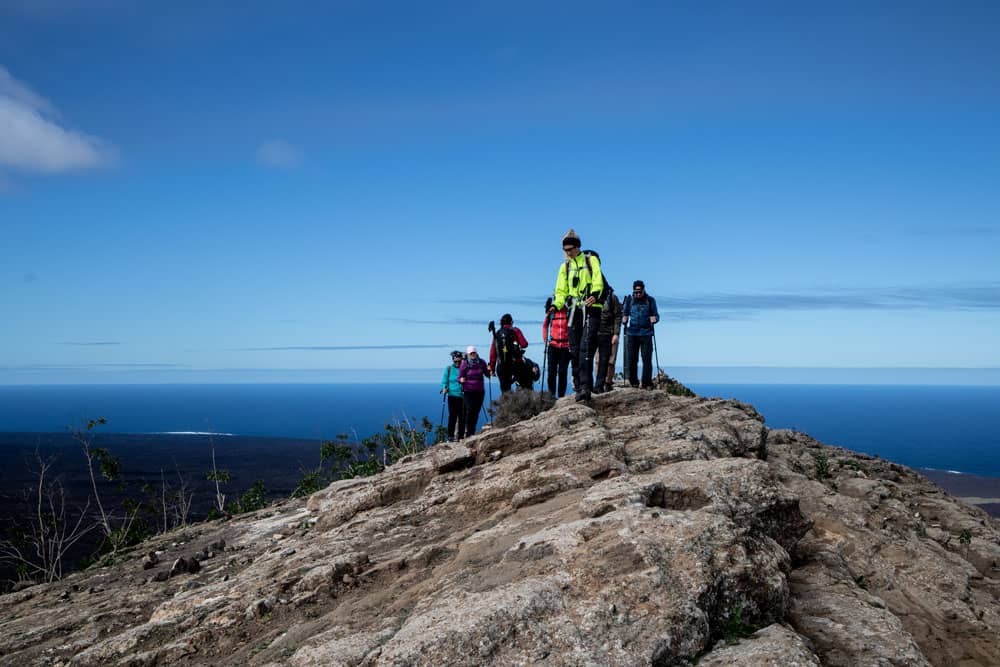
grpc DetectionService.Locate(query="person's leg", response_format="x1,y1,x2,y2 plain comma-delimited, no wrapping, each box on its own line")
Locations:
567,309,584,395
447,396,459,440
546,346,559,395
594,335,612,392
557,348,570,397
640,336,654,388
579,308,600,395
608,337,620,390
498,367,514,393
464,391,481,437
626,334,640,386
450,396,465,440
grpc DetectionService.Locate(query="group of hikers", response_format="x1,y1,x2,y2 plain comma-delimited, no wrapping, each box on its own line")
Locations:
439,228,661,441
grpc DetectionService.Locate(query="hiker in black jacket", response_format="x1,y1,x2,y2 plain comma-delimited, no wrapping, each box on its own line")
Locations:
593,288,623,393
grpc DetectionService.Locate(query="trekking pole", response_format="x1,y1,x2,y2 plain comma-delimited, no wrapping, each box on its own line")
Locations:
486,376,493,423
486,320,497,422
653,324,661,375
541,311,551,393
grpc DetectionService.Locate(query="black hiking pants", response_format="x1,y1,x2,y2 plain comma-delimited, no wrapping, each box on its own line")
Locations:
497,364,517,393
447,395,465,441
546,346,571,397
463,390,485,438
594,334,615,391
626,334,654,388
568,306,601,396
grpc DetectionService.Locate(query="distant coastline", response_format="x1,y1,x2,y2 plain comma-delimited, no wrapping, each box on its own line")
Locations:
2,366,999,386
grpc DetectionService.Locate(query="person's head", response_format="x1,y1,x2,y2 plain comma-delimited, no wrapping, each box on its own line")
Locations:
632,280,646,297
562,229,581,258
500,313,513,326
466,345,478,359
451,350,463,365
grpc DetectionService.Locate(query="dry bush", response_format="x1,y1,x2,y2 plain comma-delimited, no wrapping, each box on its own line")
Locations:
492,390,556,428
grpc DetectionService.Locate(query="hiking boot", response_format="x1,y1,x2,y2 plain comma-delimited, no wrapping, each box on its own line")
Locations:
629,383,639,388
574,391,591,402
592,386,604,395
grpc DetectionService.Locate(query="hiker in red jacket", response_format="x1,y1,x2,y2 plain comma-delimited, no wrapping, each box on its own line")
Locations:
542,300,572,397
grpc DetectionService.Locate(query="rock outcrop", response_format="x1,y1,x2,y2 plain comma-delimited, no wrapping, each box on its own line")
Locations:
2,389,999,666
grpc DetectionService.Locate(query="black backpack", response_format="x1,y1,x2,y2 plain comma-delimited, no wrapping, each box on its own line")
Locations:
516,357,540,388
495,327,523,367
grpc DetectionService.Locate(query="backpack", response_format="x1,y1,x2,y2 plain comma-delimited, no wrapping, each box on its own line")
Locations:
495,327,523,367
518,357,541,388
565,249,611,304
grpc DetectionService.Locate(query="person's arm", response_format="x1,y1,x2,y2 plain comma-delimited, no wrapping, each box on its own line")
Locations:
441,366,450,392
621,295,631,329
553,263,568,310
489,339,497,372
458,361,467,383
585,255,604,306
515,327,528,349
649,296,659,325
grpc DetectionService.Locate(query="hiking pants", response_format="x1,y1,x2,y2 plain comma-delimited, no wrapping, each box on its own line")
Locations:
497,365,517,393
626,334,654,388
546,346,571,397
447,395,465,440
463,390,485,438
568,307,601,395
594,334,615,391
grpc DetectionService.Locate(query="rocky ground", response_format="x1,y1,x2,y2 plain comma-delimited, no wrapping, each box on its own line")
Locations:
2,388,999,666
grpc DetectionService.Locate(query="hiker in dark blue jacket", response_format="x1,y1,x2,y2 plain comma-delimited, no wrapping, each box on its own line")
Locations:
622,280,659,389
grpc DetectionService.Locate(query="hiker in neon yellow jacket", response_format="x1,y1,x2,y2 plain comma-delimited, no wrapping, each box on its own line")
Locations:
549,228,604,402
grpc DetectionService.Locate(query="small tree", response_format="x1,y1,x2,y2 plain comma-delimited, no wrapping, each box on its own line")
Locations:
75,418,143,558
205,436,231,517
0,453,93,585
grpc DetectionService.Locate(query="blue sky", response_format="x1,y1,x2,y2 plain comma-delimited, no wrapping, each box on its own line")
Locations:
1,1,998,384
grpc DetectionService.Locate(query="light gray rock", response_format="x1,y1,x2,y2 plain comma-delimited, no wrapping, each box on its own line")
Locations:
2,391,999,666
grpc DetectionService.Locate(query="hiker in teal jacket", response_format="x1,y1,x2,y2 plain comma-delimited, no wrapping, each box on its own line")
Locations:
440,351,465,441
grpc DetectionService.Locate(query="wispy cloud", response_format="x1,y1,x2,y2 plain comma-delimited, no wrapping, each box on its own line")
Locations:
0,65,115,173
1,363,189,370
437,284,1000,322
233,344,455,351
255,140,302,169
658,285,1000,314
57,341,122,346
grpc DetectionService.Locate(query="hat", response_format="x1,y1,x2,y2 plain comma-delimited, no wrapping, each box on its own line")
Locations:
633,280,645,290
562,228,581,248
450,350,463,359
466,345,477,354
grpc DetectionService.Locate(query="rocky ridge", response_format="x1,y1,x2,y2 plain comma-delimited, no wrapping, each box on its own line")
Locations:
2,389,999,666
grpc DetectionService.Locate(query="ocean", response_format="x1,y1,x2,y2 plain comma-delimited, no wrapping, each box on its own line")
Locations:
1,382,997,476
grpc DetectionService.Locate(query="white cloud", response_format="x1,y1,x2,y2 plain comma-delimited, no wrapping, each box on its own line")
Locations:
0,65,114,173
256,140,302,169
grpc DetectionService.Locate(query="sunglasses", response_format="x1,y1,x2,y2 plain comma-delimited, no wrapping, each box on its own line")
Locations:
563,246,575,252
